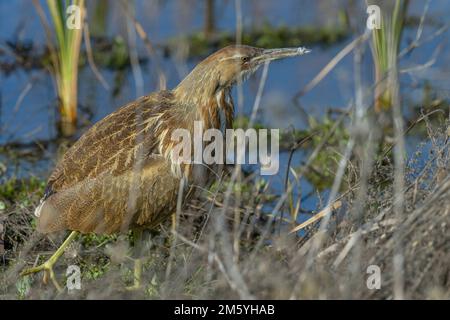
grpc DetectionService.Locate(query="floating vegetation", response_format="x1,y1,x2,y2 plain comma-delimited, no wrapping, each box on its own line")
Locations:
168,22,350,58
299,115,350,191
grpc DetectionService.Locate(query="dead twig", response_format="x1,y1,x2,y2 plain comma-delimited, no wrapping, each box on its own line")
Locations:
289,200,342,234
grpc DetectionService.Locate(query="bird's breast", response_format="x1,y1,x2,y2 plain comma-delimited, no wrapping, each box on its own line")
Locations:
162,89,233,184
216,91,229,134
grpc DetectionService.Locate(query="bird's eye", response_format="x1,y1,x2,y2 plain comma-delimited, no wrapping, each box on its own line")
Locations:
241,56,250,63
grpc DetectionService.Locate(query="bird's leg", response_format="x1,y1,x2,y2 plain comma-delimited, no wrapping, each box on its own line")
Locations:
132,257,142,288
21,231,78,292
126,229,143,290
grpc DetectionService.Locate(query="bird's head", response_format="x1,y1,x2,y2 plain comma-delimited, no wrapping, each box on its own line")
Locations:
175,45,310,102
206,45,311,87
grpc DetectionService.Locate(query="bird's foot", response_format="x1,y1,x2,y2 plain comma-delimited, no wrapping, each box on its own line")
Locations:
20,258,63,292
19,231,78,293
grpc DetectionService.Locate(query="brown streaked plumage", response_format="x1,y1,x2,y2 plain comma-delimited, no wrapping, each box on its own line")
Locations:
23,45,310,289
36,92,181,234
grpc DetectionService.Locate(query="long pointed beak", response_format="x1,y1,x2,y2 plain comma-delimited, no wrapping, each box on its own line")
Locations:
253,47,311,64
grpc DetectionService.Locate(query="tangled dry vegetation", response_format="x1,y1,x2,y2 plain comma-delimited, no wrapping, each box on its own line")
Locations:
0,118,449,300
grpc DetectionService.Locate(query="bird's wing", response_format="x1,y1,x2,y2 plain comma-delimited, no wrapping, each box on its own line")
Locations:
48,95,158,192
36,91,180,234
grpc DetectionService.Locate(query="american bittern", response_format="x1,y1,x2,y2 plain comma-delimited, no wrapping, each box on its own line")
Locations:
21,45,310,290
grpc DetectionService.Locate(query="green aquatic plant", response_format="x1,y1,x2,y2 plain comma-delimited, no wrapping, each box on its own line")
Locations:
370,0,409,112
34,0,85,136
302,115,350,191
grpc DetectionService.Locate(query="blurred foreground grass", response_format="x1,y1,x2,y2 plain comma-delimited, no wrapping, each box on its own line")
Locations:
0,118,448,299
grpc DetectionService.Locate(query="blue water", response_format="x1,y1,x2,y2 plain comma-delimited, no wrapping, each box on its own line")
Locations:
1,0,449,218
